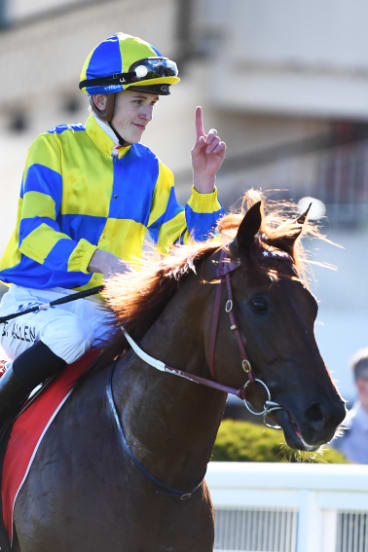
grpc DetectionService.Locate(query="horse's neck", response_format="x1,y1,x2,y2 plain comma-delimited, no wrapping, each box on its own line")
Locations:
113,274,227,489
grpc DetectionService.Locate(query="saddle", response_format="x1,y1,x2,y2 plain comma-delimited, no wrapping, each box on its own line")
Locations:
0,349,100,550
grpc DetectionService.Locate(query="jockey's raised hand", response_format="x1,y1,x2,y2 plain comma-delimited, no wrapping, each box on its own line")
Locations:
191,106,227,194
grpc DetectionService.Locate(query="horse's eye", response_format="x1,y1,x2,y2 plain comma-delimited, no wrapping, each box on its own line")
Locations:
249,296,269,314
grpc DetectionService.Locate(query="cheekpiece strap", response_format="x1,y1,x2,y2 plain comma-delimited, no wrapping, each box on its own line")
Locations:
215,251,255,383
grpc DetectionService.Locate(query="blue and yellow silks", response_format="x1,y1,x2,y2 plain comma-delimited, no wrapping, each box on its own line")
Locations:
0,115,224,291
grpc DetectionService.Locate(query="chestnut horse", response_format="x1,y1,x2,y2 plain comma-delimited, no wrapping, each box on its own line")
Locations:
11,193,345,552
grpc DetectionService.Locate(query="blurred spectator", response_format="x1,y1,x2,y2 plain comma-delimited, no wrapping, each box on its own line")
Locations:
331,348,368,463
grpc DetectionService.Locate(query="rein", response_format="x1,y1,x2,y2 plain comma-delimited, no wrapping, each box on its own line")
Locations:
121,249,282,420
121,327,250,400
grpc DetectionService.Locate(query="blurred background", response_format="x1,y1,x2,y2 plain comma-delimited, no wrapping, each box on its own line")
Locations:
0,0,367,403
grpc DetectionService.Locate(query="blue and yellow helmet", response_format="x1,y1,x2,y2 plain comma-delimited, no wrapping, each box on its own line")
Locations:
79,32,180,96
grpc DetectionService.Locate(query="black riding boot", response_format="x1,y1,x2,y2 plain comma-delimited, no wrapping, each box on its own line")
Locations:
0,341,67,423
0,366,30,423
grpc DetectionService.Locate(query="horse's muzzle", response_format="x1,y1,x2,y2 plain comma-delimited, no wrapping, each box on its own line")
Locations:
272,398,346,451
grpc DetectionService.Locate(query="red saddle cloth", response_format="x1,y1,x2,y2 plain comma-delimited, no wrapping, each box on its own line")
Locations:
1,349,99,545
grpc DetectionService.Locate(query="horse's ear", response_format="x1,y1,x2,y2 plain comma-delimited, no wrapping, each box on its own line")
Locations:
236,201,262,252
296,202,312,225
272,230,302,254
270,203,311,254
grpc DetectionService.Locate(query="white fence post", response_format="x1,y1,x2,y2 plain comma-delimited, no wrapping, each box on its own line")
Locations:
296,491,337,552
321,509,338,552
297,490,321,552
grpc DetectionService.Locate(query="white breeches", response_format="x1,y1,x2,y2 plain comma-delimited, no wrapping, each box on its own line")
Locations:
0,286,115,364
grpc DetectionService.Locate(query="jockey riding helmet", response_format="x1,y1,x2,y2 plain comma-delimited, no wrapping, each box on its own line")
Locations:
79,32,180,123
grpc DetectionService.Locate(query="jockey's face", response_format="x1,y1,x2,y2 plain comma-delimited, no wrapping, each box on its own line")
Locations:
93,90,159,144
114,90,159,143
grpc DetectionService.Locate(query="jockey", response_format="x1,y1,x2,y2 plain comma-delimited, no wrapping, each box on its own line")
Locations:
0,32,226,422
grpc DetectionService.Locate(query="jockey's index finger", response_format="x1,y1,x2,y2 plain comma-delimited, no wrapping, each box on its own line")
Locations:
195,106,205,138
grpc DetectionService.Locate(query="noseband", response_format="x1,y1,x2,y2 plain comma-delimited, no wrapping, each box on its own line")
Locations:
121,248,282,426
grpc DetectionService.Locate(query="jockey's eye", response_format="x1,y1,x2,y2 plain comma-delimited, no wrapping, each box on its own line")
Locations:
249,295,269,314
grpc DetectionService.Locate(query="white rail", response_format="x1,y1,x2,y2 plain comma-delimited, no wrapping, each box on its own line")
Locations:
207,462,368,552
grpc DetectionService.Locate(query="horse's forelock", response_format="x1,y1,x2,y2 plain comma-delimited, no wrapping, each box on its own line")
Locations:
104,242,217,329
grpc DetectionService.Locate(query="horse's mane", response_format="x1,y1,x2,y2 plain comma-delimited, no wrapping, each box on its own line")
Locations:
105,189,325,334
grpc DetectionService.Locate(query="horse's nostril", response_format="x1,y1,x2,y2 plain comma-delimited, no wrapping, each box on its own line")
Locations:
301,401,346,444
305,403,324,423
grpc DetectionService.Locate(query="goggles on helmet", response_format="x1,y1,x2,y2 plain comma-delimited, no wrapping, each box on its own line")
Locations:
79,57,178,90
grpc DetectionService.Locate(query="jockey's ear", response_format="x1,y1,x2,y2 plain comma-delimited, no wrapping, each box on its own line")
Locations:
236,201,262,253
91,94,108,111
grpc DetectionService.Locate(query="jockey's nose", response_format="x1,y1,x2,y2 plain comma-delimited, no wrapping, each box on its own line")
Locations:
140,105,153,122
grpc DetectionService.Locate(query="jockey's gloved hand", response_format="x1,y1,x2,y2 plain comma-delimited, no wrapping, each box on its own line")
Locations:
88,249,129,279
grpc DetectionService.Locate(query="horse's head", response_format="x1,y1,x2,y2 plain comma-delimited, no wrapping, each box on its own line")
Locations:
207,200,346,451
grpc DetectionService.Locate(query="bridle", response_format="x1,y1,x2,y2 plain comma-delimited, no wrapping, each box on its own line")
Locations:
209,248,282,423
121,248,283,425
108,247,283,500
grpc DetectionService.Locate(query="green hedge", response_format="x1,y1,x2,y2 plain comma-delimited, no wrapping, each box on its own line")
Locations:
212,419,349,463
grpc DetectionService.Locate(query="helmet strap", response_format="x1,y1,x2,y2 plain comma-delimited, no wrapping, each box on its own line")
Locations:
91,94,129,146
109,122,130,147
